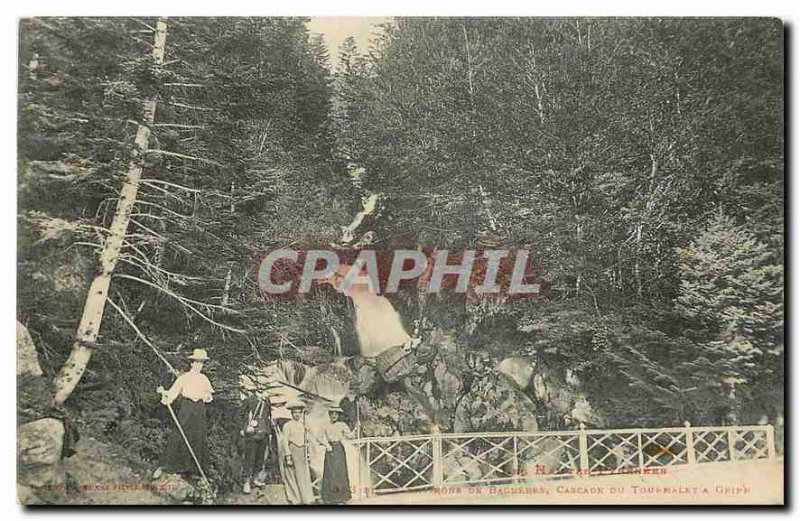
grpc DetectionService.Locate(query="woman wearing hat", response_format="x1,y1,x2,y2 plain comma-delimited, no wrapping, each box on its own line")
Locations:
319,405,355,504
280,400,315,504
154,349,214,478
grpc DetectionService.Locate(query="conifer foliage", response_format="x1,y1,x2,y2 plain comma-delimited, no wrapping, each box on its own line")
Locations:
17,17,783,492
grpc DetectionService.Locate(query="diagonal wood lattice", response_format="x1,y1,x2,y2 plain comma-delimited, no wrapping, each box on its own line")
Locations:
693,430,731,463
441,436,516,483
345,425,776,497
587,432,640,473
368,439,434,490
517,434,581,474
732,430,769,459
641,431,688,466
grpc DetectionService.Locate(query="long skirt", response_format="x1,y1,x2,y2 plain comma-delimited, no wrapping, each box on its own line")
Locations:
284,445,314,504
321,442,351,504
160,398,207,475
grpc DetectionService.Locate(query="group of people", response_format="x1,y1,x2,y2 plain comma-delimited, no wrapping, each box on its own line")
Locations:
152,348,355,505
277,399,355,504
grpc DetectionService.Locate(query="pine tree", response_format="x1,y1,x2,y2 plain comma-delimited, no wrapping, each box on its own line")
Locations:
676,213,783,421
677,213,783,353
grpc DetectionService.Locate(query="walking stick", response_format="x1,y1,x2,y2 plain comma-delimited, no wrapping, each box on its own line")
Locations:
158,386,210,485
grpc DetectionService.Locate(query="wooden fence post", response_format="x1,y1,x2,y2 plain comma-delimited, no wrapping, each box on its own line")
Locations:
365,440,372,497
352,441,363,500
432,425,443,488
512,435,519,483
637,429,645,473
766,424,776,459
578,423,589,476
727,427,737,462
684,421,696,466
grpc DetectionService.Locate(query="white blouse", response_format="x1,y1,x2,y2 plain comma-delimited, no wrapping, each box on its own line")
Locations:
161,371,214,404
281,419,308,451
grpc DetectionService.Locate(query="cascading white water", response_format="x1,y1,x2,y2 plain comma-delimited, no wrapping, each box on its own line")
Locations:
324,265,411,358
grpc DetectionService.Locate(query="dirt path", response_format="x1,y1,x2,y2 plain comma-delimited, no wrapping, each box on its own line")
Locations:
220,484,291,505
58,436,168,505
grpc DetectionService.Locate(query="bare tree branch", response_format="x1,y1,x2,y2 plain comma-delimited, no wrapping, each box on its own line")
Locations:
107,297,177,375
114,273,246,333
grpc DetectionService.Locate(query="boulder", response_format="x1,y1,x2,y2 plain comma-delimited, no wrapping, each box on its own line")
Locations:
497,357,533,390
17,484,36,505
18,418,65,488
17,322,42,377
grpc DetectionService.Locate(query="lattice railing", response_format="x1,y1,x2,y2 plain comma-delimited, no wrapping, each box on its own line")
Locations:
440,434,517,485
641,429,690,467
732,428,771,460
693,429,732,463
352,434,435,495
586,431,640,474
347,424,776,497
516,432,582,477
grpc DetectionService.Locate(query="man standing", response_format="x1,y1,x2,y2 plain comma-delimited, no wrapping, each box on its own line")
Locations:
239,392,272,494
280,400,315,504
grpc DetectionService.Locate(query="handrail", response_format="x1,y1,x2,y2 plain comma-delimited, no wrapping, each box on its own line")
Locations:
351,424,773,444
345,424,777,498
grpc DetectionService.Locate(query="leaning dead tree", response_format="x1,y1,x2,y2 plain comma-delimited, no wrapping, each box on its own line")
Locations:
53,19,169,406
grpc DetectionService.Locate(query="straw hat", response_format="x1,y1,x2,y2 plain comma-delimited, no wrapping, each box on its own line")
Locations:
328,406,343,414
269,394,289,406
287,399,306,410
188,348,209,361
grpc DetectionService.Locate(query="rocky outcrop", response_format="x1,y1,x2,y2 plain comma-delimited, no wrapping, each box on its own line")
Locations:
17,321,43,377
497,355,603,428
18,418,65,488
17,321,67,504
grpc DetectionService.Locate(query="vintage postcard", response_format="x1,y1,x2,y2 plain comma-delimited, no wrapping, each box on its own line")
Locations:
16,16,784,506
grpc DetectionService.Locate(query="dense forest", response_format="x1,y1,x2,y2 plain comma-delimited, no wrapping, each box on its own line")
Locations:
17,17,783,498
